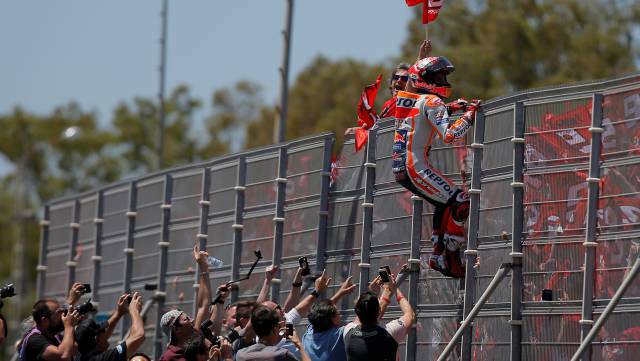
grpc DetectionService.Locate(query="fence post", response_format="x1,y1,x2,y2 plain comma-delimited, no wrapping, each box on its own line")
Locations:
121,181,138,336
36,205,51,300
578,93,604,361
509,102,526,361
67,199,81,290
315,136,334,273
92,191,105,306
193,168,212,316
358,129,377,294
271,147,288,304
460,110,486,360
405,193,423,361
231,157,247,302
154,175,173,360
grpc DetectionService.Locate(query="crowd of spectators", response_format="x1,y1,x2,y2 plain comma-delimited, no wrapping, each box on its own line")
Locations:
0,244,415,361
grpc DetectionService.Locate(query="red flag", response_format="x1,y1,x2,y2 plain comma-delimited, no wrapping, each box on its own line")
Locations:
405,0,443,24
355,74,382,151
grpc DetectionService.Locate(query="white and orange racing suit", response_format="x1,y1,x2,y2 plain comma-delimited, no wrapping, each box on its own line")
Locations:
393,90,477,278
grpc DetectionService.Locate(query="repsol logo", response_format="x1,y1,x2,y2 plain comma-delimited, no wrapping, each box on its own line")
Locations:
423,168,454,196
396,97,417,108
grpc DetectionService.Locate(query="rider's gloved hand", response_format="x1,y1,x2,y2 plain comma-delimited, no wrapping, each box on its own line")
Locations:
446,98,469,113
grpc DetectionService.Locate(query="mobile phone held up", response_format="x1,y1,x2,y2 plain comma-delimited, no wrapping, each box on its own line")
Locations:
378,265,391,283
299,256,311,276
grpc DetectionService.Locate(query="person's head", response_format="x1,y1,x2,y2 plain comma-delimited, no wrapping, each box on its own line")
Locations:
129,353,152,361
250,305,281,344
184,336,208,361
261,300,284,321
224,303,237,330
234,301,256,328
406,56,455,98
354,292,380,327
389,63,410,96
32,299,63,334
161,309,194,346
74,319,109,355
309,300,341,333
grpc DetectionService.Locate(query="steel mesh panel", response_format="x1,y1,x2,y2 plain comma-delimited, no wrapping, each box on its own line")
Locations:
326,199,363,252
591,311,640,361
483,110,514,171
167,224,199,272
132,231,160,280
287,146,324,175
471,315,510,361
47,248,69,274
79,198,96,221
50,202,74,224
276,263,300,299
594,237,640,300
164,276,195,306
475,245,512,303
246,182,277,208
418,253,459,305
416,316,459,360
48,203,73,249
209,189,236,214
172,172,201,198
78,217,95,242
428,141,470,179
333,141,366,192
44,271,67,297
597,162,640,234
207,220,234,266
374,130,395,185
523,240,584,301
242,213,275,264
236,265,266,299
371,191,412,248
283,205,320,258
100,257,124,288
522,312,580,360
602,88,640,160
325,257,360,307
246,156,278,184
210,165,237,192
104,188,129,214
525,98,593,168
172,196,200,221
286,172,322,200
138,179,163,204
74,242,95,283
478,178,512,238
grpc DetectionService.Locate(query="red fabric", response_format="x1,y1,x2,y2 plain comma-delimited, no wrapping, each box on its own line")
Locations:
380,96,397,118
355,74,383,152
405,0,443,24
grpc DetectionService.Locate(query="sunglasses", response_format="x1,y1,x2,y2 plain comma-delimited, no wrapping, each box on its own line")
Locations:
393,75,409,81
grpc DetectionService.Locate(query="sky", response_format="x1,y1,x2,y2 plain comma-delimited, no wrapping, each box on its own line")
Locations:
0,1,413,175
0,1,411,120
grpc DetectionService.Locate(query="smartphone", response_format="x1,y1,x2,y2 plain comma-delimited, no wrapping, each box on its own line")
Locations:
378,267,390,283
82,283,92,294
286,323,294,337
299,257,311,276
144,283,158,291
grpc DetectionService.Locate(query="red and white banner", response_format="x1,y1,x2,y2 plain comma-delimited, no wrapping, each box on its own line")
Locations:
405,0,443,24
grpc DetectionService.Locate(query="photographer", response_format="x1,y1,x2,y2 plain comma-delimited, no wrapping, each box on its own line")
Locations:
19,283,86,361
74,292,145,361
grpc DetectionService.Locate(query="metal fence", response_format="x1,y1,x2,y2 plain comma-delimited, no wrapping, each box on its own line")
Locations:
37,73,640,360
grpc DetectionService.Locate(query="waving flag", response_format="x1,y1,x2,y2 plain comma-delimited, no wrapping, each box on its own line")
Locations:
355,74,382,151
405,0,443,24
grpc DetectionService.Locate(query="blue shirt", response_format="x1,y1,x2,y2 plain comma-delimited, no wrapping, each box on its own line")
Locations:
302,325,347,361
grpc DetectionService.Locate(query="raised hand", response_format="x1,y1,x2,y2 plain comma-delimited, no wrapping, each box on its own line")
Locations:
265,265,279,281
128,292,143,314
336,276,357,297
314,269,332,293
116,293,130,316
368,275,383,295
66,283,84,306
194,244,210,271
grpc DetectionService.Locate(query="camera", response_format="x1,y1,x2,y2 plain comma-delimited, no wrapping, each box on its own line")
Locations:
298,257,310,276
286,323,294,337
0,283,16,310
0,284,16,299
62,299,95,315
81,284,91,294
378,265,391,283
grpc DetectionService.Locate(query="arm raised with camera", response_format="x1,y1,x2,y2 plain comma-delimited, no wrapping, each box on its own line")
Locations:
125,292,145,358
194,245,213,328
283,266,304,312
97,294,129,346
209,283,231,336
41,309,80,361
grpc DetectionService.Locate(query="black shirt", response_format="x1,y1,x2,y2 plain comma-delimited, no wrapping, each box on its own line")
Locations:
22,332,60,361
76,341,128,361
343,324,398,361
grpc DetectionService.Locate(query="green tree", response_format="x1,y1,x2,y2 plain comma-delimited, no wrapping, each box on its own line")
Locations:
112,84,201,174
401,0,639,100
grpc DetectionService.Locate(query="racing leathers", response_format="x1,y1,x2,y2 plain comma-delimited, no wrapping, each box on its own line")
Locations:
393,90,477,278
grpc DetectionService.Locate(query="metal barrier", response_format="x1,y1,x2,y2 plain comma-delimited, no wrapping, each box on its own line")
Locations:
38,73,640,360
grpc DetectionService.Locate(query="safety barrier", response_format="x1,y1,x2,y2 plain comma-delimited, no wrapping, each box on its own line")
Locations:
38,72,640,360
